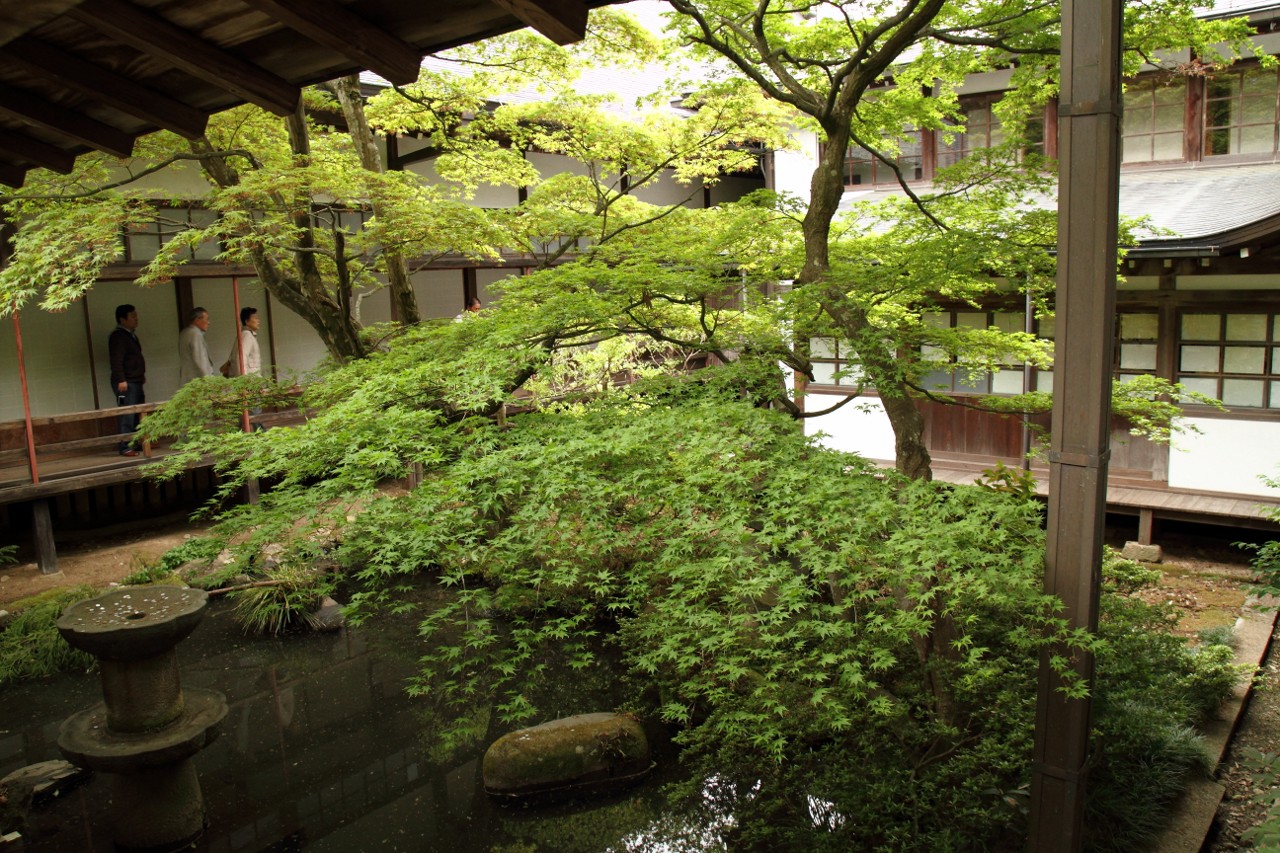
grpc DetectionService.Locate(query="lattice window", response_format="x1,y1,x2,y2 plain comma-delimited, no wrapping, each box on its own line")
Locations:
1122,77,1186,163
919,310,1034,396
843,130,924,187
1204,65,1280,157
1177,312,1280,408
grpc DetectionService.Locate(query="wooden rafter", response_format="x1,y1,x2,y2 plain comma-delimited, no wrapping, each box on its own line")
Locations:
0,84,134,158
0,126,75,173
0,161,25,188
66,0,300,117
2,38,208,139
489,0,589,45
240,0,423,86
0,0,609,187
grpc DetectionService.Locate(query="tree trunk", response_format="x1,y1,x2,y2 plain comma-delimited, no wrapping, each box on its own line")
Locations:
801,124,933,480
192,126,369,363
329,75,421,326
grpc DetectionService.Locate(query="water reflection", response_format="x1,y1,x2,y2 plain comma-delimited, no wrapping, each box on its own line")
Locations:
0,600,727,852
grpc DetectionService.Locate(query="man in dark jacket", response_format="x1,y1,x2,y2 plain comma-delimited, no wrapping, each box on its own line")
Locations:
109,304,145,456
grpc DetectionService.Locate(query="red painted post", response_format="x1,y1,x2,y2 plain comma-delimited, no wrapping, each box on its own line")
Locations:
231,277,251,434
13,310,39,485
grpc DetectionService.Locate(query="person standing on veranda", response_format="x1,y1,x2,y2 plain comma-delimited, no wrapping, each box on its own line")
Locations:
178,306,215,385
225,306,264,429
108,304,145,456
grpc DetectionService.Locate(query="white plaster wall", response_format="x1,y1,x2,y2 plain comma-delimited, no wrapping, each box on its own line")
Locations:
404,156,521,208
802,392,897,462
88,281,183,404
710,175,761,205
411,269,466,319
478,268,519,305
527,151,590,182
634,170,703,207
106,158,209,198
0,305,95,420
354,284,393,328
773,129,818,203
1167,417,1280,498
1177,274,1280,291
265,290,330,381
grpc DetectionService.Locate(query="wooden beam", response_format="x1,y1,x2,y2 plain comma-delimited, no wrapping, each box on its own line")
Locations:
0,83,135,158
4,38,208,139
67,0,301,117
489,0,589,45
0,125,75,173
240,0,423,85
0,160,28,188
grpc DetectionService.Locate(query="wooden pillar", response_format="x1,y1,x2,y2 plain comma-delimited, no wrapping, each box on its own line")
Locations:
463,267,478,310
32,499,58,575
1028,0,1123,848
1138,508,1155,546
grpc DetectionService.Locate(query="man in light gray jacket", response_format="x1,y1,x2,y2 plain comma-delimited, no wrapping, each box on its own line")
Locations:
177,307,215,385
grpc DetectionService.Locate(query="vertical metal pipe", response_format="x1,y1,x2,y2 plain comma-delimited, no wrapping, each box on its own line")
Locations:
1028,0,1123,848
13,311,39,485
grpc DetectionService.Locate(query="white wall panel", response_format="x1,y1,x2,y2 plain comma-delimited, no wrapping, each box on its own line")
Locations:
634,170,701,206
405,156,520,208
710,175,762,205
478,268,519,306
802,393,897,462
354,283,393,328
266,292,329,380
527,151,590,180
411,269,466,319
87,282,182,404
774,131,817,202
1167,417,1280,498
0,306,95,419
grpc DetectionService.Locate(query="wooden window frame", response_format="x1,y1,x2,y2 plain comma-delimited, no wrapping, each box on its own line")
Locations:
1175,309,1280,410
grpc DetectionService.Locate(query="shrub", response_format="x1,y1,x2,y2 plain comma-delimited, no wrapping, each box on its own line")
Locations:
0,586,99,685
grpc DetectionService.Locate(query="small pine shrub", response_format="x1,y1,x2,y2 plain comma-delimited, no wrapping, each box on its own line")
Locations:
232,565,332,635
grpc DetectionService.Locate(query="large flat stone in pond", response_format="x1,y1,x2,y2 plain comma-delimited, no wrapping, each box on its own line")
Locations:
483,712,651,798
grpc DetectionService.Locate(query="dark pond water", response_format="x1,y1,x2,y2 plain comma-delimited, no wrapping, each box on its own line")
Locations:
1,599,734,852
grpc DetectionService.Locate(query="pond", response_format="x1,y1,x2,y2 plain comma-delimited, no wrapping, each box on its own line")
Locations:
0,598,734,852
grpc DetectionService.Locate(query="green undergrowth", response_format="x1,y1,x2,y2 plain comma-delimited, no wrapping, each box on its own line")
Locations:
0,586,99,686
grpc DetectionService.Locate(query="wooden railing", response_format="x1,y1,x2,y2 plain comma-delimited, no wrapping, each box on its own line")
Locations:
0,397,301,489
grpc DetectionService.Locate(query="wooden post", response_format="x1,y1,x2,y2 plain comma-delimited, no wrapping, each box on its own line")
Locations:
32,498,59,575
1138,508,1155,546
1028,0,1123,848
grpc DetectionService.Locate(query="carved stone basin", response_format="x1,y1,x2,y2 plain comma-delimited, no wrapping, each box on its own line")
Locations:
57,586,209,662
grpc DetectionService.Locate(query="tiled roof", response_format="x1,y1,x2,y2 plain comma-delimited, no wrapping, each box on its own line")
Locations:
1196,0,1280,18
1121,163,1280,243
838,161,1280,248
